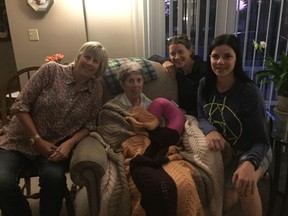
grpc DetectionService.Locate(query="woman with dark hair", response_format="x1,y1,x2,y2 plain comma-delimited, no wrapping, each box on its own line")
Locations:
197,34,272,216
149,34,207,116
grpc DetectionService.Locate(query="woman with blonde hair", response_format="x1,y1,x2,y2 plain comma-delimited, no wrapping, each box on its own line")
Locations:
0,41,108,216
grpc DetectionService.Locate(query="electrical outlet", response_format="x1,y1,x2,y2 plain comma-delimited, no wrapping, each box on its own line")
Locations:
28,29,39,41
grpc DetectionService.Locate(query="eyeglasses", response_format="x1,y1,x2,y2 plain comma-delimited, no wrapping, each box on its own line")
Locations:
167,34,189,43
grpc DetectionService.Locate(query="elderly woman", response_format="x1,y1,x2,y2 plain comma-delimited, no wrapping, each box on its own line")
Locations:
94,61,207,216
0,41,108,216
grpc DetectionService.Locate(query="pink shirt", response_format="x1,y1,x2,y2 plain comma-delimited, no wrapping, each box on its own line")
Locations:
0,62,103,158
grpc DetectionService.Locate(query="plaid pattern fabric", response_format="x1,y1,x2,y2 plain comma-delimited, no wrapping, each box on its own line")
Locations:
103,57,157,95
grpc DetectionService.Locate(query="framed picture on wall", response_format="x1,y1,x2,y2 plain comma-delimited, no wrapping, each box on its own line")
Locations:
27,0,54,12
0,0,9,40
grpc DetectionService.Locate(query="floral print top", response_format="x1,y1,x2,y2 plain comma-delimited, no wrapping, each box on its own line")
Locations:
0,61,103,158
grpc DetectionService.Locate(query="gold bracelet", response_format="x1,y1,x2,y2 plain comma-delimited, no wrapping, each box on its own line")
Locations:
30,134,41,145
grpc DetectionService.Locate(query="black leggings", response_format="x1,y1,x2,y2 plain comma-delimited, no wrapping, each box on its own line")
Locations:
130,127,180,216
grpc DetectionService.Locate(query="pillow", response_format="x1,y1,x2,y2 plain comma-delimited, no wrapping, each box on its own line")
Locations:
103,57,157,95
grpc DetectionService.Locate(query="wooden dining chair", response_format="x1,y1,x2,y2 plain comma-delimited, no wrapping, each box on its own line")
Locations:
0,66,75,216
0,66,40,125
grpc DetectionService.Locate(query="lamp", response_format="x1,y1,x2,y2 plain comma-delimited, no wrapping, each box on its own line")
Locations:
82,0,89,41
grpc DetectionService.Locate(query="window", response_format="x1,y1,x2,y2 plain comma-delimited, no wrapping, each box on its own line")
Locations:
164,0,288,108
165,0,216,58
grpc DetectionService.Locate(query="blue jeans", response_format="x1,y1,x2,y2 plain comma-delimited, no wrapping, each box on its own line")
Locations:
0,149,68,216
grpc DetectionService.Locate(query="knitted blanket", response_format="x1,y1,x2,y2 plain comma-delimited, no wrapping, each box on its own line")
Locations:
181,115,224,216
90,99,223,216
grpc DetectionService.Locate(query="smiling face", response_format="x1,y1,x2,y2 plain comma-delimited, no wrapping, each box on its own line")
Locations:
120,72,144,103
169,43,193,70
74,53,100,79
210,44,236,78
73,41,108,80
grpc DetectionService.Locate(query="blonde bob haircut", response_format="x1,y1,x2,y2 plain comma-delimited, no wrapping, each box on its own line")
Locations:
73,41,109,78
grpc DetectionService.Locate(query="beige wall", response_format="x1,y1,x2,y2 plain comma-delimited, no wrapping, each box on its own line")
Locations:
5,0,144,71
85,0,144,58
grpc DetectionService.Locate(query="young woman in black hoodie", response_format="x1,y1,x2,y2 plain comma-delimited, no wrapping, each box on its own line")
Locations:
149,34,207,117
197,34,272,216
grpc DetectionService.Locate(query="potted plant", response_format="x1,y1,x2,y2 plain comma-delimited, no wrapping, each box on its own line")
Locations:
255,41,288,140
254,40,288,113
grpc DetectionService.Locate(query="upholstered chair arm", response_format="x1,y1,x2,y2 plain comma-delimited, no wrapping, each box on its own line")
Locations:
70,136,108,216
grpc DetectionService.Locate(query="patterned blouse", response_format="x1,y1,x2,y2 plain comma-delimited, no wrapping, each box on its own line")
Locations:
0,61,103,158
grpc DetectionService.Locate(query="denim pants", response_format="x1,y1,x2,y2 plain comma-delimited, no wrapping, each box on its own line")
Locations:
0,149,68,216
